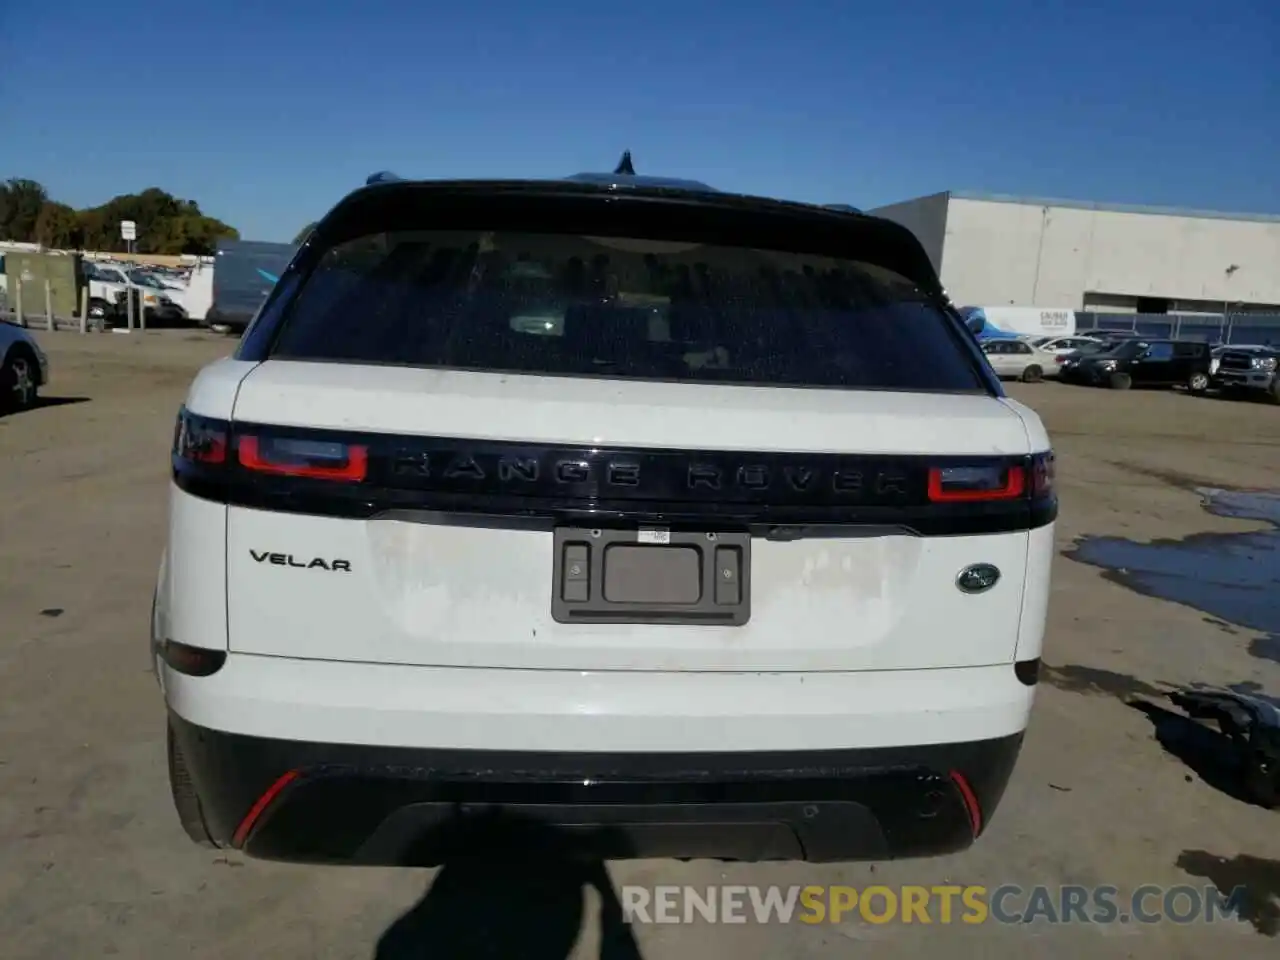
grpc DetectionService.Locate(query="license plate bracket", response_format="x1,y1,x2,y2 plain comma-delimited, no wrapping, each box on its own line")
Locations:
551,526,750,625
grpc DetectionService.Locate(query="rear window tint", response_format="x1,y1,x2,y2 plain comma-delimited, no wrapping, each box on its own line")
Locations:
268,230,986,392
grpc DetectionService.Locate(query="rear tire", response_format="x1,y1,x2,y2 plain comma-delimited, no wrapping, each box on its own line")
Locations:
0,346,39,411
1108,372,1132,390
1021,364,1043,383
1188,372,1210,393
167,723,217,847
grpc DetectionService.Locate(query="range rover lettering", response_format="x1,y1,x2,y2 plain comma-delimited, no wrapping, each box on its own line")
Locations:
153,158,1055,865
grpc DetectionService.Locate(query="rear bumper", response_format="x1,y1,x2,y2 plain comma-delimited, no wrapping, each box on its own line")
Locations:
160,653,1036,753
169,711,1023,865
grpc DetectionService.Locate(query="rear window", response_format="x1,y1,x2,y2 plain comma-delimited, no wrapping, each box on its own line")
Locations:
268,230,987,392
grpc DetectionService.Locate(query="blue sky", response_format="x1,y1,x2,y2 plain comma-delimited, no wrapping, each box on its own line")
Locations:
3,0,1276,241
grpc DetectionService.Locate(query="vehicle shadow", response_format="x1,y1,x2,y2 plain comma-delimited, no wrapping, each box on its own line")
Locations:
1,396,91,418
1128,699,1265,806
374,813,644,960
1176,850,1280,937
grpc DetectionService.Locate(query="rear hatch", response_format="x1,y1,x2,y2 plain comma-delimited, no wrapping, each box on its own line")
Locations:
196,182,1053,672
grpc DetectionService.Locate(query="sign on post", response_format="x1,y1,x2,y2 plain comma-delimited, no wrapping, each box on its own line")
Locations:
120,220,137,241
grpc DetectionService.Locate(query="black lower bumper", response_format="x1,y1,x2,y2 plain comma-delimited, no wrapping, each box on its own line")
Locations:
169,713,1023,865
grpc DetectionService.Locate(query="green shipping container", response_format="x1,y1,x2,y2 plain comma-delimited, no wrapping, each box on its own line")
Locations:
3,251,85,318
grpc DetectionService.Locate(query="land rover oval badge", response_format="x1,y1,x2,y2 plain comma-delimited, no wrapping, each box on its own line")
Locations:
957,563,1001,594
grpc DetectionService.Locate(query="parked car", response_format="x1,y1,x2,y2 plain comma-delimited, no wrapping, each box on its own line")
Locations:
980,338,1058,381
1212,345,1279,402
129,268,187,292
0,317,50,411
1030,335,1100,357
1076,329,1136,346
1055,340,1113,366
1061,338,1212,391
153,160,1056,866
1209,343,1270,376
84,262,187,324
118,288,191,327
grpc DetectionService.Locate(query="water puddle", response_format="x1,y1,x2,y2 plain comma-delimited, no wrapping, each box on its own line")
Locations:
1066,488,1280,663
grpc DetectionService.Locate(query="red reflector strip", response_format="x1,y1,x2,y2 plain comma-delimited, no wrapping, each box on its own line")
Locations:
948,770,983,838
927,465,1025,502
238,436,369,481
232,769,302,847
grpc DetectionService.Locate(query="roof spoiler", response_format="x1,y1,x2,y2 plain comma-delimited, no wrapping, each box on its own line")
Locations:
305,180,947,302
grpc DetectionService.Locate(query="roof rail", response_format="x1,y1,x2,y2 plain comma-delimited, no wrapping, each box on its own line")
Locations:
365,171,402,185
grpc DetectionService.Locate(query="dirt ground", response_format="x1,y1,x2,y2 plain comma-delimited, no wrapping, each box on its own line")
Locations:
2,330,1278,959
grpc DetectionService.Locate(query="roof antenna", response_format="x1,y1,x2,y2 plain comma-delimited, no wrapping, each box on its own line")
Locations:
614,151,635,176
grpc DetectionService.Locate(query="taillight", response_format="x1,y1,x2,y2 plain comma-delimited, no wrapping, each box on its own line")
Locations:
1031,451,1055,498
926,453,1054,504
172,408,368,483
173,407,228,464
928,464,1026,502
237,435,368,482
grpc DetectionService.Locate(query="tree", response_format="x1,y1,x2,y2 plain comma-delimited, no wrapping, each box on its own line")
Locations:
0,179,50,242
84,187,237,254
34,201,79,249
0,178,239,255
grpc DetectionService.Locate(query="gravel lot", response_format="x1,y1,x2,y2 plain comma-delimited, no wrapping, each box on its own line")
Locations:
2,330,1278,959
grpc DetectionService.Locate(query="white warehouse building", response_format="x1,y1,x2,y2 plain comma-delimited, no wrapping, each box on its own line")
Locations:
868,192,1280,315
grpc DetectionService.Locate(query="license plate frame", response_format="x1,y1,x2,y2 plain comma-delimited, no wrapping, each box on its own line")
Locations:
551,526,751,626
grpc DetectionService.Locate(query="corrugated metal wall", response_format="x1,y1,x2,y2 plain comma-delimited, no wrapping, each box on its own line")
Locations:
938,198,1280,310
1077,312,1280,345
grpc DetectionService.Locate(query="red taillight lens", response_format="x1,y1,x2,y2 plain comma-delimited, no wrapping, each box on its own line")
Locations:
174,408,228,464
237,435,368,482
928,464,1026,502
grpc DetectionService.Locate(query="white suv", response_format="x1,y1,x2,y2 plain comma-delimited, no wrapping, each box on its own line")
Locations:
153,165,1055,864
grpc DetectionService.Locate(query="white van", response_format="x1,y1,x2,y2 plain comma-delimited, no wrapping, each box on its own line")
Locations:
963,307,1077,340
